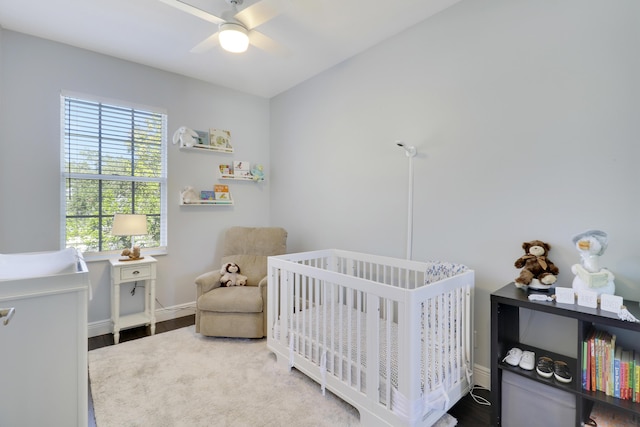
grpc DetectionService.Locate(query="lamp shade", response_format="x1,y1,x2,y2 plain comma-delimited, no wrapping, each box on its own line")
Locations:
219,23,249,53
112,214,148,236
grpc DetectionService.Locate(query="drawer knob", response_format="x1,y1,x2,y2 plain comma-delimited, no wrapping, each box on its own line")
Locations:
133,270,140,275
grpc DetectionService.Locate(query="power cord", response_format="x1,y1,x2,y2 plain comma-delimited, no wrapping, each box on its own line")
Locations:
469,385,491,406
130,281,144,296
154,298,197,315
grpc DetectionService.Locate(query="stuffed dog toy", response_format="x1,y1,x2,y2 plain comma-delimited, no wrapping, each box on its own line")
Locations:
220,262,248,287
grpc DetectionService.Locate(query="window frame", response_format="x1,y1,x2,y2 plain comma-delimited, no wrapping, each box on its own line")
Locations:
60,91,168,260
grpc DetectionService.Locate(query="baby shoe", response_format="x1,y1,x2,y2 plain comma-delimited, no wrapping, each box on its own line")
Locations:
554,360,572,383
536,356,554,378
502,347,523,366
519,351,535,370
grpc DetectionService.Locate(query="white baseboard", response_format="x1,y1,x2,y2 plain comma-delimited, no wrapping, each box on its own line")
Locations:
474,363,491,390
88,302,196,338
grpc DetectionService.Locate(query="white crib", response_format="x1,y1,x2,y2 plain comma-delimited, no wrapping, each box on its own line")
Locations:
267,249,474,427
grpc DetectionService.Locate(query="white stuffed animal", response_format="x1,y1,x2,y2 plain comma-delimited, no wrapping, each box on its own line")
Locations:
172,126,199,148
220,262,248,287
180,186,199,204
571,229,615,295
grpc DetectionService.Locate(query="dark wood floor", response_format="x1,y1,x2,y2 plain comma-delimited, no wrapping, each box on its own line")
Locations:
88,315,492,426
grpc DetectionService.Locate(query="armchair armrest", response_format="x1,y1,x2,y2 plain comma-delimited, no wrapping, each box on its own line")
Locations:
195,270,222,296
258,276,268,288
258,275,268,337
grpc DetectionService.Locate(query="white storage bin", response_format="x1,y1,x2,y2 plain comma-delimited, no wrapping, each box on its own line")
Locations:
502,370,575,427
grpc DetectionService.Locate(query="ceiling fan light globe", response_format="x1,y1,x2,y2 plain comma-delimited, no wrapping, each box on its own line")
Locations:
219,23,249,53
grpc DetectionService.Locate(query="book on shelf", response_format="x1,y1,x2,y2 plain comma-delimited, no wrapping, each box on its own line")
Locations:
210,128,232,150
614,346,622,398
621,350,633,400
213,184,231,203
233,161,251,178
219,164,231,177
608,334,616,397
584,327,638,402
200,190,215,200
633,351,640,402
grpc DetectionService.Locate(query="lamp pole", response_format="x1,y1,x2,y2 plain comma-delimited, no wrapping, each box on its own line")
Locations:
396,141,417,260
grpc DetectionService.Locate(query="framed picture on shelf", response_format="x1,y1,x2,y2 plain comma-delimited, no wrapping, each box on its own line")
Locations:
195,130,210,146
209,128,232,150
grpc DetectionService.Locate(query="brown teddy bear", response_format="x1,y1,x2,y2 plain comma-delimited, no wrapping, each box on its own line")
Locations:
514,240,559,289
120,246,142,260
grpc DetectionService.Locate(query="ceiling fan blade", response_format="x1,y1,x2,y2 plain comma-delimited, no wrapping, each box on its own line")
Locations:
249,30,289,56
190,32,220,54
234,0,287,30
157,0,225,25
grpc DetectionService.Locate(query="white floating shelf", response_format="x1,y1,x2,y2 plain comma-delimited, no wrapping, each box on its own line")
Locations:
180,145,233,153
180,199,234,206
219,173,264,182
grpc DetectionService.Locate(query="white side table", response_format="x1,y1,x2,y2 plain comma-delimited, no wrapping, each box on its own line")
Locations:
109,256,157,344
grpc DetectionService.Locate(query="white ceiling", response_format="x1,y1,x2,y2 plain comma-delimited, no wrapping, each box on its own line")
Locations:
0,0,462,98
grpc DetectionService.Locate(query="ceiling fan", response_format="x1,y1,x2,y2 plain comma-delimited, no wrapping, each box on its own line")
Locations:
158,0,288,54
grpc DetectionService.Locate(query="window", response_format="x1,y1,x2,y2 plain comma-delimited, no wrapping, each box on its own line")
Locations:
61,93,167,254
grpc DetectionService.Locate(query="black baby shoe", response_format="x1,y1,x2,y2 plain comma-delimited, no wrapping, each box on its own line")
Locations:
553,360,572,383
536,356,554,378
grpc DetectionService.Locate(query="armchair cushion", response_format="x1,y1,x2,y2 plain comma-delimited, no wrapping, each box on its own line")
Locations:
198,286,263,313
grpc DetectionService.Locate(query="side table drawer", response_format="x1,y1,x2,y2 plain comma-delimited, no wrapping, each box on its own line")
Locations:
120,264,151,281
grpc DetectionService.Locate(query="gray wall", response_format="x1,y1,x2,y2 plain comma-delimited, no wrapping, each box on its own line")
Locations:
0,31,271,330
270,0,640,371
1,0,639,383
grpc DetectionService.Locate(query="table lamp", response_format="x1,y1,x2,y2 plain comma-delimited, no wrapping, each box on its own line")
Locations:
112,213,148,261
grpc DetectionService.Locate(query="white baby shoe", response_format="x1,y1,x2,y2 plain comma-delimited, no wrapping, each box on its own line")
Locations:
502,348,523,366
519,351,535,370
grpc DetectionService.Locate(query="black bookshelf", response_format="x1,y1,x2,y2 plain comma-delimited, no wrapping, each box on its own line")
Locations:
491,283,640,426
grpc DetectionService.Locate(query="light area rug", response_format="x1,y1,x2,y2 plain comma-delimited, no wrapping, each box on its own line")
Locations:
89,326,457,427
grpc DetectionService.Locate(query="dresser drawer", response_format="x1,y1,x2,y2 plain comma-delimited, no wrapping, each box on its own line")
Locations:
120,264,151,281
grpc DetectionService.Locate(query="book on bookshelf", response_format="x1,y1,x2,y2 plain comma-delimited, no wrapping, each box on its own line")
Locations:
233,161,251,178
219,164,231,177
209,128,232,151
614,346,622,398
622,350,632,400
585,327,638,402
583,340,589,390
200,190,215,200
633,351,640,402
213,184,231,202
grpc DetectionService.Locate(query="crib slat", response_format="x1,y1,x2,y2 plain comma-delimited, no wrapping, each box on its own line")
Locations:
384,298,392,409
365,292,379,398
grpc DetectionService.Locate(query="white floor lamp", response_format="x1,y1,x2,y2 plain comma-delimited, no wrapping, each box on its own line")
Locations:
396,141,417,260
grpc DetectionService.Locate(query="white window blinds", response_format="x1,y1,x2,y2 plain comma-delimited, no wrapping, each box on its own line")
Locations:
61,94,167,253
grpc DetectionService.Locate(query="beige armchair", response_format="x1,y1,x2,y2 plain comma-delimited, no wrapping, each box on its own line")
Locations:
194,226,287,338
